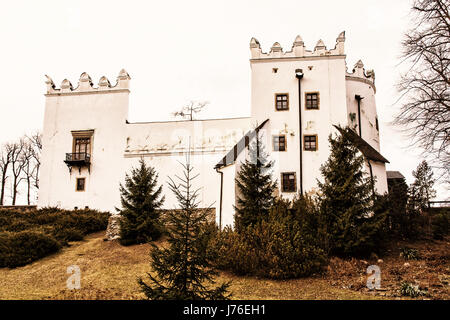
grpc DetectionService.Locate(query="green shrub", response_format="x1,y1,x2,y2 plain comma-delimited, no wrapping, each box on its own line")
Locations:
211,200,327,279
0,207,110,267
0,231,61,268
0,208,109,235
400,247,421,260
51,226,85,244
400,282,427,298
431,211,449,240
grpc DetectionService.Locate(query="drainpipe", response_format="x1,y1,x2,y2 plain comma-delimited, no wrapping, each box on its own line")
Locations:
215,167,223,230
367,160,376,200
296,70,304,195
355,95,364,137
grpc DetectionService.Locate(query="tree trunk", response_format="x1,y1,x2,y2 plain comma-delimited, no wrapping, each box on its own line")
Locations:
0,166,8,205
27,176,31,205
0,178,5,205
12,177,17,205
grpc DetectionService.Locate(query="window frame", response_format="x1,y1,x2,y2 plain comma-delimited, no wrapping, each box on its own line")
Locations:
275,93,289,111
272,134,287,152
71,130,94,157
281,172,297,193
305,92,320,110
304,134,318,151
76,177,86,192
73,137,91,155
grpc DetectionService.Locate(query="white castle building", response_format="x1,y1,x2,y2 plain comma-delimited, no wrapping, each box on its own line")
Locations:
38,32,389,228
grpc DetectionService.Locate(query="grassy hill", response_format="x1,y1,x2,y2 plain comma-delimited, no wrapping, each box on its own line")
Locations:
0,231,448,300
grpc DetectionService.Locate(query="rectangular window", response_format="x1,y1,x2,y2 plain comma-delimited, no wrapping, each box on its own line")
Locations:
304,135,318,151
281,172,296,193
275,93,289,111
71,130,94,161
74,137,90,156
273,135,286,151
76,178,86,192
305,92,319,109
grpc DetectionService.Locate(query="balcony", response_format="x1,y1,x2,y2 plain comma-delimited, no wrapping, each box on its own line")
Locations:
64,152,91,173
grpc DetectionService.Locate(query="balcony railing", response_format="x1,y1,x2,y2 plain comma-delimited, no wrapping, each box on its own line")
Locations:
64,152,91,173
65,152,91,163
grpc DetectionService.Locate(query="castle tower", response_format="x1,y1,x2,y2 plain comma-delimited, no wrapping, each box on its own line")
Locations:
38,70,131,211
248,32,387,197
249,32,350,197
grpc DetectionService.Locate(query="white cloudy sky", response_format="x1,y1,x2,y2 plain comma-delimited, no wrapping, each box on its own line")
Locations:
0,0,447,200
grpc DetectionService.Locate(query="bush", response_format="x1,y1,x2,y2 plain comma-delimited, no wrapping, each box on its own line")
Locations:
211,200,327,279
431,211,449,240
400,247,421,260
400,282,427,298
0,230,61,268
0,208,110,267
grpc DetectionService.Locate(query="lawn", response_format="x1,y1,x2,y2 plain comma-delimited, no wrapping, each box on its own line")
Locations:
0,231,448,300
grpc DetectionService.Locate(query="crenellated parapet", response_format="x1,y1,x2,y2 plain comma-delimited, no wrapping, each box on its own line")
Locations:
45,69,130,95
345,60,376,92
250,31,346,60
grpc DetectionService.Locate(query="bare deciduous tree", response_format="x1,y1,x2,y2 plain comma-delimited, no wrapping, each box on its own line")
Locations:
10,139,26,205
27,132,42,189
21,141,36,205
0,132,41,206
172,101,209,121
395,0,450,182
0,143,14,205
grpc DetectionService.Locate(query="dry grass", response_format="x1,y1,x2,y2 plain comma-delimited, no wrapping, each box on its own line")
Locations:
325,237,450,300
0,232,447,300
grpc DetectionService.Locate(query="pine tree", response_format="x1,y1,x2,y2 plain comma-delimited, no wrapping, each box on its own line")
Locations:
387,175,409,237
318,126,386,256
409,160,436,210
117,158,165,246
138,156,230,300
234,130,277,232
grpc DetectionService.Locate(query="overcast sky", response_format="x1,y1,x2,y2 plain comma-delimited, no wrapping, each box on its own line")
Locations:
0,0,447,200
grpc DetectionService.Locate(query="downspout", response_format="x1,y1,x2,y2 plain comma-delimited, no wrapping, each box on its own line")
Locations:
215,167,223,230
296,70,304,195
367,159,376,200
355,95,364,137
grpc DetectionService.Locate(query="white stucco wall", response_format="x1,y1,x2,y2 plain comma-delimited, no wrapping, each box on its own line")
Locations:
219,164,237,228
345,69,380,152
38,32,389,226
123,117,250,213
363,160,388,195
38,74,129,212
250,47,349,197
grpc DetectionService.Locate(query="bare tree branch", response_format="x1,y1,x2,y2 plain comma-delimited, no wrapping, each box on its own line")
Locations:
172,101,209,121
395,0,450,184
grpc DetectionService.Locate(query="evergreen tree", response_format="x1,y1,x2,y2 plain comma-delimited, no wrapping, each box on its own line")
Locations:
234,130,277,232
318,126,386,256
387,176,409,237
409,160,436,210
117,158,165,246
138,157,230,300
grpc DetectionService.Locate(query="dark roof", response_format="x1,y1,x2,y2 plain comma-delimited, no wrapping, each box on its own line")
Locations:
387,171,405,179
334,125,389,163
215,119,269,169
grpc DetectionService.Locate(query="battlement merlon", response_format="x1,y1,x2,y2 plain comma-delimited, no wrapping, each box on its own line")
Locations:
346,59,376,92
45,69,131,95
249,31,346,60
